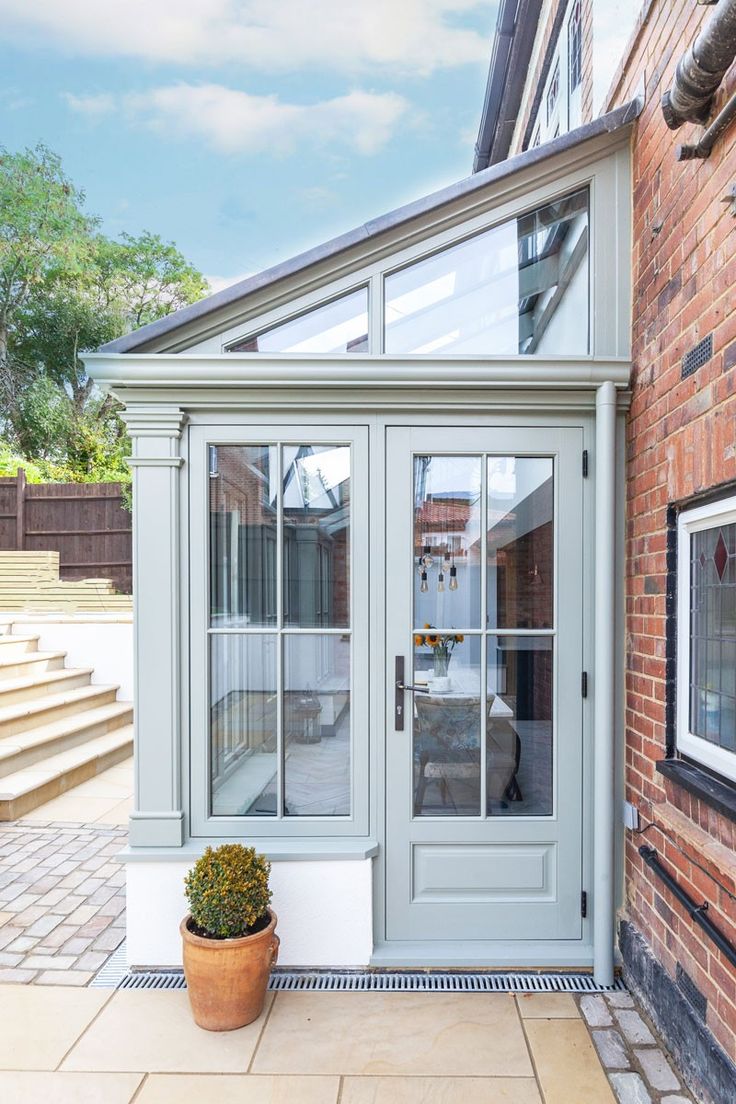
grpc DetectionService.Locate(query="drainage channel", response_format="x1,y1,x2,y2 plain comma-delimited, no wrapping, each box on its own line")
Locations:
93,949,625,994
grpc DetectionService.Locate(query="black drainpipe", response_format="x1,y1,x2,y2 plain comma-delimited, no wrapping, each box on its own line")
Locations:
662,0,736,130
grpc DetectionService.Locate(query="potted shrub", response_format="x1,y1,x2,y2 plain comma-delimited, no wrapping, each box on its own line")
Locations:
181,843,279,1031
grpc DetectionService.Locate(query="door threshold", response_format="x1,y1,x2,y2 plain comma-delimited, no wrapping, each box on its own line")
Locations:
370,939,595,970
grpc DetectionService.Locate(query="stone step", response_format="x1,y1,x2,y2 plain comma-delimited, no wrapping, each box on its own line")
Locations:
0,651,67,681
0,634,40,659
0,723,134,820
0,683,120,737
0,667,94,707
0,700,133,778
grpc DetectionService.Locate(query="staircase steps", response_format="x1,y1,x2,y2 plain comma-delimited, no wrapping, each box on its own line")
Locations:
0,724,133,821
0,628,133,820
0,667,95,708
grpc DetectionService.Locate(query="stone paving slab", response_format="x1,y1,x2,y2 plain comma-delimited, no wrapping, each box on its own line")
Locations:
0,821,126,984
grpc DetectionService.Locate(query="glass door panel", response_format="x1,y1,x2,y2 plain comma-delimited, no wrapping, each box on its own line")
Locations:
209,445,277,628
413,455,482,629
207,441,353,821
412,635,480,816
283,444,351,627
487,457,553,629
284,634,351,816
410,452,555,822
487,635,553,816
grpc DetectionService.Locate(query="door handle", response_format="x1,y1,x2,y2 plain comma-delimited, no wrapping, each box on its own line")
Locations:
395,656,429,730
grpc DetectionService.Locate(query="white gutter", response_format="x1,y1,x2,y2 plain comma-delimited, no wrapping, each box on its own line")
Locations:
83,353,632,392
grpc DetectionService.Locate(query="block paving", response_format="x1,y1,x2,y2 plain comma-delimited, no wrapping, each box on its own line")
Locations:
580,992,695,1104
0,819,126,985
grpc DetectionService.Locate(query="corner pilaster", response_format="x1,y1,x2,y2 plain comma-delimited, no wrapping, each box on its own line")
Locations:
123,404,188,847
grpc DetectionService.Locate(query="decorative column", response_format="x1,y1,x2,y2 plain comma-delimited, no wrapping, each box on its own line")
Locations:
594,380,617,986
123,404,187,848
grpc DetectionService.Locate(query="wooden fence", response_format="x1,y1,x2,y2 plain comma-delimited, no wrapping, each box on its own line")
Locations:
0,470,132,594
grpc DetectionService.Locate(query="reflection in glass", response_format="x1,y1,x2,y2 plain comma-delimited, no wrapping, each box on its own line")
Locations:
209,446,277,628
228,289,368,354
689,525,736,751
384,188,588,355
284,635,351,816
487,457,553,629
283,445,351,627
413,637,480,816
414,455,482,629
487,636,552,816
210,634,278,816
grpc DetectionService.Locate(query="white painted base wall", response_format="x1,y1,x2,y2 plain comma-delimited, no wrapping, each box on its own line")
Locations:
126,858,374,968
3,615,133,700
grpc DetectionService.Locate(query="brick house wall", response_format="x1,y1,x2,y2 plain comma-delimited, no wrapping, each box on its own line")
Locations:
603,0,736,1081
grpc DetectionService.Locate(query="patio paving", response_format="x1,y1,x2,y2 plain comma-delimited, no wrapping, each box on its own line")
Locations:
0,756,696,1103
0,983,695,1104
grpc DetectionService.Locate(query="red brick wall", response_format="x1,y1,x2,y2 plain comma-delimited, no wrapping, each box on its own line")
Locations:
607,0,736,1064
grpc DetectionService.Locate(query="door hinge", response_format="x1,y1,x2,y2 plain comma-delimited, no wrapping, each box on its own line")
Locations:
581,891,588,918
582,449,589,477
581,671,588,698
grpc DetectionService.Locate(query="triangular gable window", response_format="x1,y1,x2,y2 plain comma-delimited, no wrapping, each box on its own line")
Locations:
228,287,368,354
385,188,588,355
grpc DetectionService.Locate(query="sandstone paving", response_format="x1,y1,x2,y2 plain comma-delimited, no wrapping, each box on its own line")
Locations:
0,978,703,1104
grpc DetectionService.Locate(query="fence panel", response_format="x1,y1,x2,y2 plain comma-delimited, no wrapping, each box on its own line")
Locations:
0,473,132,593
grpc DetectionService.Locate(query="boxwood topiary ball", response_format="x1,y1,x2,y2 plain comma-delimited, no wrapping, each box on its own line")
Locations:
184,843,272,939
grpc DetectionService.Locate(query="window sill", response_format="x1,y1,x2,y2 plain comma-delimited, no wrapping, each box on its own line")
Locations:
118,839,379,863
656,759,736,823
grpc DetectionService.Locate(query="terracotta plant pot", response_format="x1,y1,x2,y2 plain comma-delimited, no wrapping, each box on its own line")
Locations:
181,908,279,1031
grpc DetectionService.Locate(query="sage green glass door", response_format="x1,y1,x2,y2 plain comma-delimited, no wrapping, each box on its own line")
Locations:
385,426,584,943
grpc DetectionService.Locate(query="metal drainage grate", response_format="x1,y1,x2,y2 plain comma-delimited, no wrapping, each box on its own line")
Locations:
90,941,128,989
116,968,625,994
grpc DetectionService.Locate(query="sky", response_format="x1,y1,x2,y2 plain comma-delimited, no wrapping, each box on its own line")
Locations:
0,1,498,291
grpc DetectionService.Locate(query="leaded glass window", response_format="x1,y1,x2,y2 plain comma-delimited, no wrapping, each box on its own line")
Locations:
678,496,736,782
689,525,736,752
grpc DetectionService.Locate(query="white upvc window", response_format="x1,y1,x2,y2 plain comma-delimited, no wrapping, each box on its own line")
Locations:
530,0,583,146
677,495,736,783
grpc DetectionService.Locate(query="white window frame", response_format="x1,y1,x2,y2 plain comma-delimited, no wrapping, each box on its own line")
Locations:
529,0,583,146
677,494,736,783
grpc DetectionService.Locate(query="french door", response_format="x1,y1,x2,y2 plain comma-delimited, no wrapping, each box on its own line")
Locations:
385,425,584,943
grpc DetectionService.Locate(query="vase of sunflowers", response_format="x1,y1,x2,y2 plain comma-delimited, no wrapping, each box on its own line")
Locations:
414,624,464,693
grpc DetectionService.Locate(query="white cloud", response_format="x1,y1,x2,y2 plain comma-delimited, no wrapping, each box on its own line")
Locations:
66,83,409,156
0,0,493,75
63,92,116,117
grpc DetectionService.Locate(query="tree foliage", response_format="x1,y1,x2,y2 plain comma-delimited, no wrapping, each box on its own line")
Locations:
0,143,208,484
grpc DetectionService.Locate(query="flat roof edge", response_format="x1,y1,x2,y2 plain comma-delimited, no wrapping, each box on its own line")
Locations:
100,98,642,355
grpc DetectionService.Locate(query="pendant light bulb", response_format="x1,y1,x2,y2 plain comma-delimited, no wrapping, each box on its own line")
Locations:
449,564,458,591
420,570,429,593
437,571,445,593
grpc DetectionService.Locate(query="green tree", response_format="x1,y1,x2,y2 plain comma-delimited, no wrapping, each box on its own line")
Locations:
0,145,208,480
0,143,95,447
